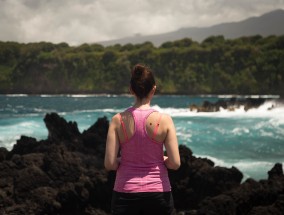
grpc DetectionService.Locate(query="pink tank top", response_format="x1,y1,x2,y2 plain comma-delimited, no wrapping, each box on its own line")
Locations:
114,107,171,193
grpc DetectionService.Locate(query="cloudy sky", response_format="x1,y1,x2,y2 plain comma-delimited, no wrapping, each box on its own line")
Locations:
1,0,284,45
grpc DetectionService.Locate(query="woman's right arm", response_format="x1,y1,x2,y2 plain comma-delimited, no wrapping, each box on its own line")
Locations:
163,115,180,170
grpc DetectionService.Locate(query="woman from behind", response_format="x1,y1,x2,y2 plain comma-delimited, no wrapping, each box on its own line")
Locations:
104,64,180,215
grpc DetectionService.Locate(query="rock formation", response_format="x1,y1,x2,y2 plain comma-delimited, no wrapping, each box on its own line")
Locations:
0,113,283,214
189,98,267,112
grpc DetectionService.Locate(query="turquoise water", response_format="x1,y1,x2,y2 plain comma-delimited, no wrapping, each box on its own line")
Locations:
0,94,283,180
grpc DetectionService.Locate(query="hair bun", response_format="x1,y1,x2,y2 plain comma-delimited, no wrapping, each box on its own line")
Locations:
132,64,144,77
130,64,155,99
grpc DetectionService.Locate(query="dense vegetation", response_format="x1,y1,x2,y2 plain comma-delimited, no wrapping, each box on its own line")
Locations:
0,35,283,95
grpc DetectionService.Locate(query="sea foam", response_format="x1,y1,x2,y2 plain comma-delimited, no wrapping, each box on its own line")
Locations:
153,100,284,121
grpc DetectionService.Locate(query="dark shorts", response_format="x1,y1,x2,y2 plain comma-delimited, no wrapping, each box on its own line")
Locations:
111,191,175,215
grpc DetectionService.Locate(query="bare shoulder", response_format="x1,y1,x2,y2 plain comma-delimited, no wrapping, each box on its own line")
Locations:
110,113,121,126
111,111,131,124
112,113,120,120
160,113,173,123
159,113,175,131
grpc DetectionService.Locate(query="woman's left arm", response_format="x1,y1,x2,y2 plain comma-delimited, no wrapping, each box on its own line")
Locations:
104,115,120,171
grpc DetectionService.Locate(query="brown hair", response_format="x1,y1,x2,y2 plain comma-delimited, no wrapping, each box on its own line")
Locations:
130,64,156,99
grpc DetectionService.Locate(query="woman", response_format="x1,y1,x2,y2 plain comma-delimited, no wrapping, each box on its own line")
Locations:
104,64,180,215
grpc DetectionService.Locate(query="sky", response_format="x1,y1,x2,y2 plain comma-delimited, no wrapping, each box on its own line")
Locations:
1,0,284,46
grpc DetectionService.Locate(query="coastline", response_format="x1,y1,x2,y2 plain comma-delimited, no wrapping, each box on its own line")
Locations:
0,113,283,214
1,92,282,97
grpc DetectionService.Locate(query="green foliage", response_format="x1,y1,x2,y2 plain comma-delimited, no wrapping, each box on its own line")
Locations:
0,35,283,95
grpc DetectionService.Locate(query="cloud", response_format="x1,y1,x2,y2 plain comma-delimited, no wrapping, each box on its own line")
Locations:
0,0,284,45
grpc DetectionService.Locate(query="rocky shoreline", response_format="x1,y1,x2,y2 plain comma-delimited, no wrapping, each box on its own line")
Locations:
0,113,283,214
189,97,271,112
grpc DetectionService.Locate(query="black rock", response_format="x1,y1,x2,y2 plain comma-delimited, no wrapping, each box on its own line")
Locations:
0,113,283,215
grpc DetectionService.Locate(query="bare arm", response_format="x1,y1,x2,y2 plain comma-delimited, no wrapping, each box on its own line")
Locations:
164,115,180,170
104,115,120,171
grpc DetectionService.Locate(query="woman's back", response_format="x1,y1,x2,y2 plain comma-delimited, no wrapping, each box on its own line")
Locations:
118,108,169,144
114,107,171,192
118,107,165,165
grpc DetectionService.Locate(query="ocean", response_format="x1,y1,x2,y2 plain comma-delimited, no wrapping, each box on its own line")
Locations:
0,94,283,181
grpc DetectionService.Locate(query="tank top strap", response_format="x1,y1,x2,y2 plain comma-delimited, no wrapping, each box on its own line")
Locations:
152,113,162,140
119,113,129,141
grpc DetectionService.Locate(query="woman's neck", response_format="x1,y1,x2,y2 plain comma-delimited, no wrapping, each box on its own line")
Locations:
133,98,151,109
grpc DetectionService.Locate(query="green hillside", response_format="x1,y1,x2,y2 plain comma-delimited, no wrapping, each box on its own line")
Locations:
0,35,283,96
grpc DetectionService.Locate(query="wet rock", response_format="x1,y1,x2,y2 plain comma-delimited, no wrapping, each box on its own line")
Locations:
0,147,8,162
170,145,243,210
195,164,284,215
44,112,81,142
268,163,283,180
189,97,267,112
0,113,110,214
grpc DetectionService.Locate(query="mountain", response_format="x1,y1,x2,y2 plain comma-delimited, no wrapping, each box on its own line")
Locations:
97,9,284,47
